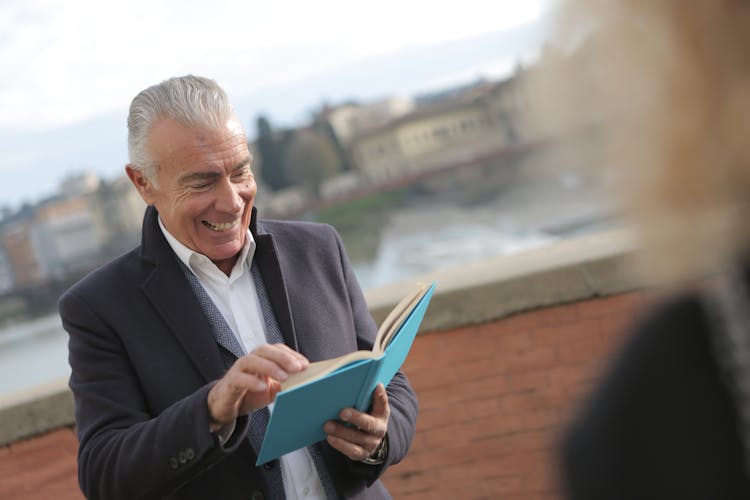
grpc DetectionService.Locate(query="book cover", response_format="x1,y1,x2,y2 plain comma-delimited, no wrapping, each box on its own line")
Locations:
255,282,436,465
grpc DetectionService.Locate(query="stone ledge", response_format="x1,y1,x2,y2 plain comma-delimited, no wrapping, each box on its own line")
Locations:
0,228,640,447
0,378,74,446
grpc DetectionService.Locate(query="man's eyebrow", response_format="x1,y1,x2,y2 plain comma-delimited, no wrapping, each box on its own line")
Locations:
232,158,252,172
178,171,220,185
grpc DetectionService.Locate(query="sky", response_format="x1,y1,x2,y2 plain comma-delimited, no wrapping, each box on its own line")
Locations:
0,0,553,207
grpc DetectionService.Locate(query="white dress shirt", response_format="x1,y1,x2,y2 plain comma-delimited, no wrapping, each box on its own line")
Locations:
159,219,326,500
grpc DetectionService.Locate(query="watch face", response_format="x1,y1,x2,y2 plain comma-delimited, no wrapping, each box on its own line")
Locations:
362,437,387,464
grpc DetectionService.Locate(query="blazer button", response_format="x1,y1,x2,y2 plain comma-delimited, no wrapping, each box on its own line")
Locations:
185,448,195,460
169,457,179,470
178,451,188,464
250,491,264,500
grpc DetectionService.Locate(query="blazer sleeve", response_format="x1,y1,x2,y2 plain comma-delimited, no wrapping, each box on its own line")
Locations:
60,289,249,500
331,228,419,482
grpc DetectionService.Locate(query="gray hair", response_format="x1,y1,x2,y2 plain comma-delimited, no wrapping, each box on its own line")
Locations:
127,75,235,182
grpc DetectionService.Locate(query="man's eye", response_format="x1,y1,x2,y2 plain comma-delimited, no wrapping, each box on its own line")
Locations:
232,169,251,181
190,182,211,190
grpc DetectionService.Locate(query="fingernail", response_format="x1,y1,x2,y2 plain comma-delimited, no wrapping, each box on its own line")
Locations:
324,422,335,433
341,409,351,421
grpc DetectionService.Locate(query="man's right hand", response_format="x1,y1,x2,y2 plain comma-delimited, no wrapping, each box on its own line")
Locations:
207,343,309,430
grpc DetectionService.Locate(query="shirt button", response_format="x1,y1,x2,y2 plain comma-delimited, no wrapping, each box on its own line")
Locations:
302,486,310,496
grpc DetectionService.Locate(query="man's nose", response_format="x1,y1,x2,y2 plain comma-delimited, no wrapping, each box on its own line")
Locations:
214,177,244,213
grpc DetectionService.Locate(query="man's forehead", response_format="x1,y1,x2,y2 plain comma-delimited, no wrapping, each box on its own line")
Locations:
148,118,246,153
225,117,244,135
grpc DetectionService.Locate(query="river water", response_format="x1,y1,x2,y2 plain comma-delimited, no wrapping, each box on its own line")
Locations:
0,314,69,397
0,182,615,398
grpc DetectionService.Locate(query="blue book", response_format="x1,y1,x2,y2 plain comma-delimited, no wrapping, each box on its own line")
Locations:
256,282,437,465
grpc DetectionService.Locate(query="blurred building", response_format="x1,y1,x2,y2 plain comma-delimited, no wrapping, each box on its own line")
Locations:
260,185,309,216
58,172,101,197
318,172,362,200
94,176,147,255
348,75,535,183
0,248,12,294
31,195,108,280
1,214,45,289
323,96,415,148
0,173,146,291
256,72,546,218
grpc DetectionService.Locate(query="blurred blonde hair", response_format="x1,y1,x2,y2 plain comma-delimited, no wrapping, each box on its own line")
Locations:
544,0,750,282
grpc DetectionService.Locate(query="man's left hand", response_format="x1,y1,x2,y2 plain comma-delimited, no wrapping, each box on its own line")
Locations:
323,383,390,461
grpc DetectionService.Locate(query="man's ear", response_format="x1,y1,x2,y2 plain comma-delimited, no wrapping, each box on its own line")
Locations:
125,165,156,205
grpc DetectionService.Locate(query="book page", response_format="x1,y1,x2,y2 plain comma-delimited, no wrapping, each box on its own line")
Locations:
280,349,375,392
374,283,428,354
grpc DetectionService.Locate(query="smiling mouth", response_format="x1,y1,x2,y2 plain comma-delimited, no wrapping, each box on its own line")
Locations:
202,220,239,232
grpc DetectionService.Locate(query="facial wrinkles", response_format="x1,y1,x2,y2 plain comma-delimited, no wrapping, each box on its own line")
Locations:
170,181,194,209
168,138,250,210
196,121,245,156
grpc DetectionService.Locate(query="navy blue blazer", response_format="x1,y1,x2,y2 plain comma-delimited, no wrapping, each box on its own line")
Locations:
60,206,418,500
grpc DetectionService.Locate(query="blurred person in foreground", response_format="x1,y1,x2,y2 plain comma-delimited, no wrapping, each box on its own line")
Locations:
552,1,750,498
59,75,417,500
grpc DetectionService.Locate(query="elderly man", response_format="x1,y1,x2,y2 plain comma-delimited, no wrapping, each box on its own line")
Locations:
60,75,418,500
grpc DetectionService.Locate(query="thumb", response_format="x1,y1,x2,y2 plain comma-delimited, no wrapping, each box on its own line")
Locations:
371,383,390,419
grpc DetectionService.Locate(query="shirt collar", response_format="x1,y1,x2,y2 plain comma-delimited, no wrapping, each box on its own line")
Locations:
157,216,256,279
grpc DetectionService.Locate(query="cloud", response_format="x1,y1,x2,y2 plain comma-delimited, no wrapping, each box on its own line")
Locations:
0,0,550,129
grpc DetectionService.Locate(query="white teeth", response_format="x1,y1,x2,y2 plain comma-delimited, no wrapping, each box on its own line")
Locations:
202,220,238,232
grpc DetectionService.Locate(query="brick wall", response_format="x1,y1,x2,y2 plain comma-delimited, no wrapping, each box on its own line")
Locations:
0,292,648,499
0,428,82,500
382,291,647,499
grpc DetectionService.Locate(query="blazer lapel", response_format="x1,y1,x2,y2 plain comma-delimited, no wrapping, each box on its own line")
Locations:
179,261,245,360
253,217,300,352
138,206,226,383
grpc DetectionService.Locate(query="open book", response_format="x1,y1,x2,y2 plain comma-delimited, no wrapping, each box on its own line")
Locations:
280,282,432,392
255,281,437,465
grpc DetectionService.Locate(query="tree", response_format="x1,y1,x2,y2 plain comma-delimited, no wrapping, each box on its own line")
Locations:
254,115,288,191
282,129,343,194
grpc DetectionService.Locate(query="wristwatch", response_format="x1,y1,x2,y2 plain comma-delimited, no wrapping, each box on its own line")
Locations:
361,435,388,465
